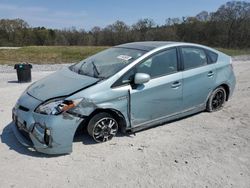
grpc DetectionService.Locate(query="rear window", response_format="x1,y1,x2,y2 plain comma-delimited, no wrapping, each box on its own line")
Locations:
206,50,218,64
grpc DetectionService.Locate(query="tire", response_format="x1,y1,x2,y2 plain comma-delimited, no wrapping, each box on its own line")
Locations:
87,112,118,143
206,86,227,112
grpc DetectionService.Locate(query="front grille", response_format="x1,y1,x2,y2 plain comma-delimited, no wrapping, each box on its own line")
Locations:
15,120,32,143
18,105,29,112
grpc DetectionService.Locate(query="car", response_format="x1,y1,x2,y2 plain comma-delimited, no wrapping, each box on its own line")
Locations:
12,41,236,154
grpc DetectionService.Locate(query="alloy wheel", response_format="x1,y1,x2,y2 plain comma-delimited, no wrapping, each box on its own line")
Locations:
211,89,226,110
92,117,118,142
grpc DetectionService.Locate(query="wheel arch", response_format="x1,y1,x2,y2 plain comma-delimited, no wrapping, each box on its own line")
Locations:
219,83,230,101
205,83,230,108
207,83,230,102
85,108,127,133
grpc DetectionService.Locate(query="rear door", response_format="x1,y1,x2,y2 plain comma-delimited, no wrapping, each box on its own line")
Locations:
180,46,216,110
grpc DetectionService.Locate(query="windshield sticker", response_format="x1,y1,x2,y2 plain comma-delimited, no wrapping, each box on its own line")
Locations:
117,55,132,61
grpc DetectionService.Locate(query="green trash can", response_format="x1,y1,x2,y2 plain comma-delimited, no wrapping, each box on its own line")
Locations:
14,63,32,83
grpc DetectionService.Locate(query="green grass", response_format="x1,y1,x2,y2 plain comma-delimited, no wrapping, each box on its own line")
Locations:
0,46,249,65
216,48,250,56
0,46,108,65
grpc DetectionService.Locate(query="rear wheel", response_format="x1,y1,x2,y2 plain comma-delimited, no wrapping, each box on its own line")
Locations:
87,112,118,143
207,86,226,112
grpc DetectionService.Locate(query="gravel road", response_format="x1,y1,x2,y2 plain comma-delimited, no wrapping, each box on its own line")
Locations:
0,58,249,188
0,63,71,73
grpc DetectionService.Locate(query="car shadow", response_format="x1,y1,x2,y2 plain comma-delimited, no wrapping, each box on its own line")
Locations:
1,122,110,156
132,111,203,133
1,111,204,157
8,80,31,84
1,122,118,156
74,127,132,145
73,127,129,145
1,122,65,158
73,131,96,145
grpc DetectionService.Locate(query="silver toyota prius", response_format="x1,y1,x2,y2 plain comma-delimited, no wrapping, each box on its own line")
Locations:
12,42,236,154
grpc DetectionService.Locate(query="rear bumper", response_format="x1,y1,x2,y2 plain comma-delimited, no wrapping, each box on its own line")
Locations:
228,72,236,99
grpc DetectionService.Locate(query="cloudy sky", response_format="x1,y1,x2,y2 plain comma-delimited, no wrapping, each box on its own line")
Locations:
0,0,232,30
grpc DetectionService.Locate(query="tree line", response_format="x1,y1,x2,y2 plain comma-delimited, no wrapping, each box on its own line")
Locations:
0,1,249,48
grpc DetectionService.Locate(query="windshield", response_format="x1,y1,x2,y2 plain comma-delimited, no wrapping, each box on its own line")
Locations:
69,47,146,79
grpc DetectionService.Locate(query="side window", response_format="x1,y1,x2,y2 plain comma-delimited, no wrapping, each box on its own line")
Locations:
137,48,178,78
119,68,135,85
112,48,178,87
112,68,136,87
181,47,207,70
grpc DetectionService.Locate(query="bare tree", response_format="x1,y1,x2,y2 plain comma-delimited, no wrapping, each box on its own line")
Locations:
211,1,250,47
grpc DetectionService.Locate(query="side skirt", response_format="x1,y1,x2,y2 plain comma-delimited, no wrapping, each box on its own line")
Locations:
127,104,206,133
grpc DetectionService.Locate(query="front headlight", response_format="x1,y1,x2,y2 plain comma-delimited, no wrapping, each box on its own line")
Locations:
35,98,82,115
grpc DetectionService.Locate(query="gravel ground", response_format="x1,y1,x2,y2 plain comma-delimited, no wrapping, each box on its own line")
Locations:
232,55,250,61
0,63,71,73
0,58,250,188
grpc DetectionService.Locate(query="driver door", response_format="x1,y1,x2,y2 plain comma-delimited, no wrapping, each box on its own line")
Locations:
128,48,183,127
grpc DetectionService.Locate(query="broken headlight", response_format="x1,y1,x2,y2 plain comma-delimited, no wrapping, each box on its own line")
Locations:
35,98,82,115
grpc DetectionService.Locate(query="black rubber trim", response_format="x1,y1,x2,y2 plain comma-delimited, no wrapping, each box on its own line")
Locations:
66,111,88,118
18,105,29,112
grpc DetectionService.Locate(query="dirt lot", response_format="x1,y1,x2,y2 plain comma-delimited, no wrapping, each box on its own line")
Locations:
0,59,249,188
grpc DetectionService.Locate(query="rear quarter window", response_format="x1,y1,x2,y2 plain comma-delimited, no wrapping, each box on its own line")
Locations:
206,50,218,64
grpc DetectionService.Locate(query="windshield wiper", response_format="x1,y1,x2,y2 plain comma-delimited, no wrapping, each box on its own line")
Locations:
91,61,100,77
78,61,86,74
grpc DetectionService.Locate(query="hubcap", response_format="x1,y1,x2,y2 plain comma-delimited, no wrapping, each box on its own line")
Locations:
211,89,225,110
93,117,118,142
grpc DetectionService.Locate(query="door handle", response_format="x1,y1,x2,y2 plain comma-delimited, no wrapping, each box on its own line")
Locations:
208,71,214,77
171,81,181,88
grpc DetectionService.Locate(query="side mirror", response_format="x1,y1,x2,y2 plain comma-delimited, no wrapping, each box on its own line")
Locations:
134,73,150,85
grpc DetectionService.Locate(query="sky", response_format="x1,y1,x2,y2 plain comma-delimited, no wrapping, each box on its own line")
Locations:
0,0,241,30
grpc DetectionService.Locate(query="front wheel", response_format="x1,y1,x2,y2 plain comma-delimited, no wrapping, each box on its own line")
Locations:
87,112,118,143
207,86,227,112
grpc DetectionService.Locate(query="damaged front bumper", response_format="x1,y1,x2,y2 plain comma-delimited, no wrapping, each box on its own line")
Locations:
12,93,83,155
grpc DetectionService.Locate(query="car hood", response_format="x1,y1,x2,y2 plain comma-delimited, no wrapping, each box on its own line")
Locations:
27,67,99,101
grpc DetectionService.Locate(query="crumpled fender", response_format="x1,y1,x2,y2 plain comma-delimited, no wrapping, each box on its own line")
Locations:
68,88,131,131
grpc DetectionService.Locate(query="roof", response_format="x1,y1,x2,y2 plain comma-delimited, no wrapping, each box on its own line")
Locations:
115,41,179,51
